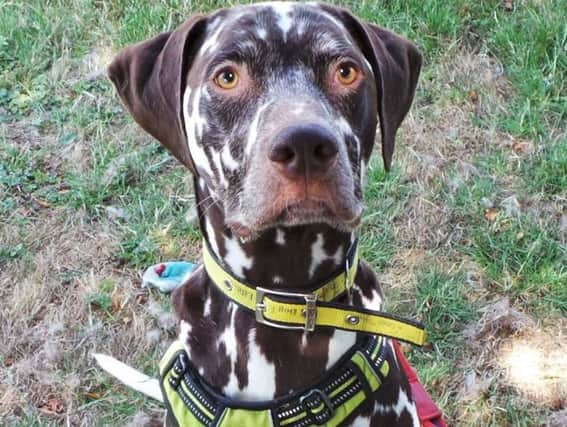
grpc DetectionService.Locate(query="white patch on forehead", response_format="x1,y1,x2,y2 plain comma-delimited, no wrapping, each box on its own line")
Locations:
183,86,213,177
245,102,270,157
275,228,286,245
309,233,344,278
270,2,295,38
224,236,253,278
221,144,239,172
325,330,356,370
273,275,283,285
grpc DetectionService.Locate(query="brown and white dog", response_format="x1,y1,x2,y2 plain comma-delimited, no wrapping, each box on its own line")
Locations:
103,2,421,425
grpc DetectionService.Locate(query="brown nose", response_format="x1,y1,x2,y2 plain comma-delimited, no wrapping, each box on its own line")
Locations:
268,124,338,179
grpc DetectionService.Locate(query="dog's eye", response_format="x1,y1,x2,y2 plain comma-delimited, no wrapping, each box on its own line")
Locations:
214,68,239,90
336,63,359,86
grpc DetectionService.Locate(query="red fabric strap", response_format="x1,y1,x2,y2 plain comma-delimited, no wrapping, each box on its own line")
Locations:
393,340,448,427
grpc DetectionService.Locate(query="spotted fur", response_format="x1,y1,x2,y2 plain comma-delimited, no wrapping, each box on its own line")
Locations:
108,2,422,425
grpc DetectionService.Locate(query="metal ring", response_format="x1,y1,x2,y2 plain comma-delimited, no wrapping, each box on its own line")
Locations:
346,315,360,325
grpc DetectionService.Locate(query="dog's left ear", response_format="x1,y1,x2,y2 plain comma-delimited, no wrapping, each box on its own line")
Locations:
321,6,422,171
108,15,208,172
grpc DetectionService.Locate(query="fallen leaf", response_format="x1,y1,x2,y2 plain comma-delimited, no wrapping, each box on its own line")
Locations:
84,391,103,400
484,208,499,222
469,90,479,103
38,397,65,415
512,140,534,155
32,197,51,208
111,294,122,313
123,316,132,326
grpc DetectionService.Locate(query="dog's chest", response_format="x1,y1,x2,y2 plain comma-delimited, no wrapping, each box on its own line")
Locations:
181,282,360,400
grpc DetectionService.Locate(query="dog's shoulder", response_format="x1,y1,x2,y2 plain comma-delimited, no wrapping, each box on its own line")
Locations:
171,265,210,324
354,260,385,310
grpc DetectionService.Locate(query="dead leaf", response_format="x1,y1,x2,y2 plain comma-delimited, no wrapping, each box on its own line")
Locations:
111,294,122,313
123,316,132,326
512,140,534,155
469,90,479,103
503,0,514,11
32,197,51,208
38,397,65,415
84,391,103,400
484,208,499,222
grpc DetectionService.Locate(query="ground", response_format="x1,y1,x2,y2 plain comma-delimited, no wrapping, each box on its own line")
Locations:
0,0,565,426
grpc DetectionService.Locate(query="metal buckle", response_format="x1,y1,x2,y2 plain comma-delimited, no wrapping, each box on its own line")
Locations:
300,388,334,425
255,287,317,332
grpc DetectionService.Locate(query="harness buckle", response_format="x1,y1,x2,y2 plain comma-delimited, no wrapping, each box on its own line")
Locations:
300,388,334,425
255,287,317,332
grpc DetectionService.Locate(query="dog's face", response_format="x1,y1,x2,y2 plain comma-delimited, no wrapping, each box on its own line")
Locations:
185,3,378,236
109,2,421,238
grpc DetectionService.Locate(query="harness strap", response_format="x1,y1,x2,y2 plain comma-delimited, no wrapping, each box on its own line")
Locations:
202,242,426,346
160,336,390,427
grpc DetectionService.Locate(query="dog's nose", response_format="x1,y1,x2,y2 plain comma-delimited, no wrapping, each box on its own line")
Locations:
268,124,338,178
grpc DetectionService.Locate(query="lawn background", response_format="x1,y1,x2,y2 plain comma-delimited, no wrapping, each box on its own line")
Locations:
0,0,565,425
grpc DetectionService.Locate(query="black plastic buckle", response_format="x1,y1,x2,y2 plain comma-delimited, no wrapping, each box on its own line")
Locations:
300,388,334,425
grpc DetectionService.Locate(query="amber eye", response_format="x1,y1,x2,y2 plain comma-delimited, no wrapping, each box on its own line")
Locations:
336,63,359,85
214,67,239,89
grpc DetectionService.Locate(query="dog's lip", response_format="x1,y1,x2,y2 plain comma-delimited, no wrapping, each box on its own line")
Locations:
227,198,362,238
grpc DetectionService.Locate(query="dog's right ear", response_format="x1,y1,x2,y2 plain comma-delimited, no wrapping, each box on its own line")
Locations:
108,15,207,172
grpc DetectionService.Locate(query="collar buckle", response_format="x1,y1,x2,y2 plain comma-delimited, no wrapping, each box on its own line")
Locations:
256,287,317,332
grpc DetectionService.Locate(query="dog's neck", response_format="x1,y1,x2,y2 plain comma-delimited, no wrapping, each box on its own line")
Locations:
175,180,370,401
196,181,354,289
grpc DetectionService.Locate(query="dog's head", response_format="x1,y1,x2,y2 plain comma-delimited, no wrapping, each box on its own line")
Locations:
109,2,421,238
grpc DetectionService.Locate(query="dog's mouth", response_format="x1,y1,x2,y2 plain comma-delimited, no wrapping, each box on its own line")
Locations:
227,197,362,239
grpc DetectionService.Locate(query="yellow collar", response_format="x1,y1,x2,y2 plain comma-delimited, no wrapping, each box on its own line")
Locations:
202,240,426,346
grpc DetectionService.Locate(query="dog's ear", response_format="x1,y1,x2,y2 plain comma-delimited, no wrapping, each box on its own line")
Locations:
321,6,422,171
108,15,207,171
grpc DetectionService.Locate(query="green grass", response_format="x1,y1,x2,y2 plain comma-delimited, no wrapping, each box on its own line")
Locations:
1,0,565,425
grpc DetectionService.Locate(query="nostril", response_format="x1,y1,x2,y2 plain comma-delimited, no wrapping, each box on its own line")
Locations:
269,145,295,164
314,142,338,162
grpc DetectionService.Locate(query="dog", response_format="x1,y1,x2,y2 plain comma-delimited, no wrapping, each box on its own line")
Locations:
103,2,423,426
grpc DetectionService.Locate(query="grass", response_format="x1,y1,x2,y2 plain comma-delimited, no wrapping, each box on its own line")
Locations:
1,0,565,425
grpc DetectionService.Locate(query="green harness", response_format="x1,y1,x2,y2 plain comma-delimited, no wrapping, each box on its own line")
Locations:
160,335,390,427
